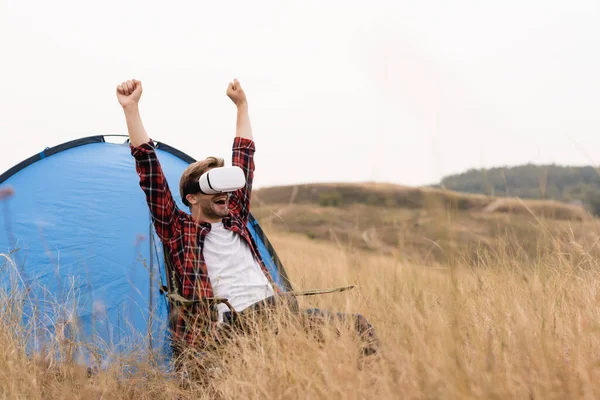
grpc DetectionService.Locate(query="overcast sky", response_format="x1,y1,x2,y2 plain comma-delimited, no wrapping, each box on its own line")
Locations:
1,0,599,188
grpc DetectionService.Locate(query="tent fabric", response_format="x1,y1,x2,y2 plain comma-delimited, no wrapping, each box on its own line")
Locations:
0,135,293,368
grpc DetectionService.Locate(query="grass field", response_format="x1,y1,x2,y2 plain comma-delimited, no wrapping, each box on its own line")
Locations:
2,186,600,399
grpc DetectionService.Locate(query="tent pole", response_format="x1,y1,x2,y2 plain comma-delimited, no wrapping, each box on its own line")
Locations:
148,219,154,355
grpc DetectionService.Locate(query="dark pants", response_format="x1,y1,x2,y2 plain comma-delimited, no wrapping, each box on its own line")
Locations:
220,295,380,356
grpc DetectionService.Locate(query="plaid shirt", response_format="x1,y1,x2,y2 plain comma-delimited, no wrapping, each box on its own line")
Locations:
131,137,279,348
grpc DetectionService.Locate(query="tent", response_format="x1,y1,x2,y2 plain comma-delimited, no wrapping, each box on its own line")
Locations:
0,134,294,368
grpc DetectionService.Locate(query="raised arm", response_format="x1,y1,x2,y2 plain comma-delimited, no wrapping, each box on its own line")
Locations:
226,79,254,222
117,79,182,242
117,80,150,147
227,79,253,140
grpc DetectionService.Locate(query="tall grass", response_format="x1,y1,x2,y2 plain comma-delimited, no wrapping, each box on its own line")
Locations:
2,217,600,399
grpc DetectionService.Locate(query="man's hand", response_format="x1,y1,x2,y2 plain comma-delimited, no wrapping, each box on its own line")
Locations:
117,79,143,109
226,79,247,108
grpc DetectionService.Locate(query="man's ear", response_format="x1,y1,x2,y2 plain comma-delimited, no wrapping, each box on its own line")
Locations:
186,194,198,205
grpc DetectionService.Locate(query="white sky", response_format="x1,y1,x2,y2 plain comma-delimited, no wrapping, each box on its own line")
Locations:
1,0,599,188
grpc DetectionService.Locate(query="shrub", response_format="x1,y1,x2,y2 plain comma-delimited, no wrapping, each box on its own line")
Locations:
319,191,342,207
584,189,600,216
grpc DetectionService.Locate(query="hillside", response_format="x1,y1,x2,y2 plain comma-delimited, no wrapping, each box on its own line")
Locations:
252,182,599,264
437,164,600,213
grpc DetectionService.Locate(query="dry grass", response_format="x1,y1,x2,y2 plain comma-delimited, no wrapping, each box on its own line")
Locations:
2,212,600,398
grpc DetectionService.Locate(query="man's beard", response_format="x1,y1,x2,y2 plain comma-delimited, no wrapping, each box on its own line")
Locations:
200,197,229,219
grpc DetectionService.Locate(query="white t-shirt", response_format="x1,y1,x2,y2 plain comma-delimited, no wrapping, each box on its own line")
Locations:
203,221,275,323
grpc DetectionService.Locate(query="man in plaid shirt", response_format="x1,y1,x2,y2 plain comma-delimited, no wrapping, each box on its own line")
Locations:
116,78,379,357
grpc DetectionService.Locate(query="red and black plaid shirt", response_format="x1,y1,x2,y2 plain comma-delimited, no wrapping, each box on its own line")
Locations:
131,137,279,347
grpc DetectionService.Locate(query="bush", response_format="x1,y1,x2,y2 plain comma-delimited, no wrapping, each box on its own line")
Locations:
319,191,342,207
584,189,600,216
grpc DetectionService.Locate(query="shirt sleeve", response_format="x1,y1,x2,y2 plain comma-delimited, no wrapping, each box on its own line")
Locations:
130,140,182,242
228,137,255,224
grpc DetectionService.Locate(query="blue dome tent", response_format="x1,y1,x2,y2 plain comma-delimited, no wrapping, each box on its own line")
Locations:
0,134,294,368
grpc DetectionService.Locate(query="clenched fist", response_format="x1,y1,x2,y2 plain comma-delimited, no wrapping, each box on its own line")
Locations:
226,79,247,107
116,79,143,109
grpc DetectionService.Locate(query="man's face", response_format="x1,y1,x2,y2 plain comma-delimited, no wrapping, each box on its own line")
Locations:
185,167,231,222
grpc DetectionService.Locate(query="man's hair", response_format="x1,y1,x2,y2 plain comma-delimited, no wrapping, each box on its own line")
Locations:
179,156,225,206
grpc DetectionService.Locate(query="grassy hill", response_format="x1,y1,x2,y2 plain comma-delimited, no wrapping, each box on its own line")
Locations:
436,164,600,213
252,182,599,264
253,182,589,218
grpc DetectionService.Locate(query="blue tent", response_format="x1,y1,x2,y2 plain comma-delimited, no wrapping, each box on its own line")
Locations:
0,135,293,368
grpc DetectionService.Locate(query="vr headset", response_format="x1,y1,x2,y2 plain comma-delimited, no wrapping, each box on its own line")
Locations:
182,166,246,205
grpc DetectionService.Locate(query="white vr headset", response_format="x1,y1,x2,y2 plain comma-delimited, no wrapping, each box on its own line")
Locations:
183,166,246,204
198,166,246,195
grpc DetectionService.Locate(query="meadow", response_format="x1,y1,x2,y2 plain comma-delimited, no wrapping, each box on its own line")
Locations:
2,184,600,399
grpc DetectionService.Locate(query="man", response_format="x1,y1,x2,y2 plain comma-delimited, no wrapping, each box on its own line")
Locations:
116,78,379,357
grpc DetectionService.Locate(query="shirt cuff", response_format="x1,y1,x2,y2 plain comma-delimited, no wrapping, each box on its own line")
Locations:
232,137,255,151
130,139,156,158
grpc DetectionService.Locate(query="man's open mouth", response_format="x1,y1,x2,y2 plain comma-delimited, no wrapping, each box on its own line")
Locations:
213,197,227,205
